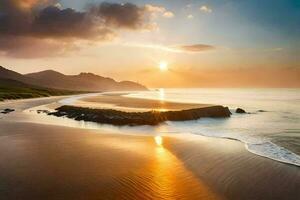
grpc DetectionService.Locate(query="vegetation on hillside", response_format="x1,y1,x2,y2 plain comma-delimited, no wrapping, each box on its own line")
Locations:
0,79,81,101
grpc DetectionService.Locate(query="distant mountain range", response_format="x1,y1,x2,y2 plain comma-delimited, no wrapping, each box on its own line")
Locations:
0,66,147,92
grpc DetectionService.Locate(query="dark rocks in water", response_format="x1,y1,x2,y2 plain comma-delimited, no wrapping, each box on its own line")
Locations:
236,108,246,114
4,108,14,112
258,110,267,112
49,105,232,126
50,111,67,117
1,108,15,114
37,110,50,114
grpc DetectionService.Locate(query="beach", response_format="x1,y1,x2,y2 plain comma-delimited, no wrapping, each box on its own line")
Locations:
0,95,299,200
1,0,298,198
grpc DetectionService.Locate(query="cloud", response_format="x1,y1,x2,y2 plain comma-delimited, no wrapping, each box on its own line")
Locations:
0,36,78,58
90,2,150,30
267,47,283,52
0,1,151,38
144,4,174,18
200,5,212,13
0,1,168,58
144,4,165,13
123,43,216,53
175,44,216,52
163,11,174,18
187,14,194,19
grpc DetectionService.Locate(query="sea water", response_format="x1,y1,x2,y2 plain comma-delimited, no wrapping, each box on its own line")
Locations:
125,88,300,166
25,88,300,166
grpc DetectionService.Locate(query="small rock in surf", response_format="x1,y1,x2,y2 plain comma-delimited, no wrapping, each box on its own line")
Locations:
236,108,246,114
1,108,15,114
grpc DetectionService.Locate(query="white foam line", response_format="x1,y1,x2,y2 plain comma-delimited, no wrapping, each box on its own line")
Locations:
246,142,300,167
193,131,300,167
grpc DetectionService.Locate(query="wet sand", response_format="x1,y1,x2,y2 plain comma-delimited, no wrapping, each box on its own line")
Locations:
0,96,299,199
165,135,300,200
0,122,219,200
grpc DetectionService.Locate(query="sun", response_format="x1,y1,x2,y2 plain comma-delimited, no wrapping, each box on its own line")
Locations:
159,61,168,71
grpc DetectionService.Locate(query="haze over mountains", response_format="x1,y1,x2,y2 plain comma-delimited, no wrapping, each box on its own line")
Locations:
0,66,147,92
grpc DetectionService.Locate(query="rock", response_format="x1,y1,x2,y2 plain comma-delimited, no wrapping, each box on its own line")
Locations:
37,110,50,114
258,110,267,112
48,105,232,126
236,108,246,114
1,108,15,114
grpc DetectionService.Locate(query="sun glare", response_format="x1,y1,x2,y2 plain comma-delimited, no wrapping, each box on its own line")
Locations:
155,136,163,146
159,61,168,71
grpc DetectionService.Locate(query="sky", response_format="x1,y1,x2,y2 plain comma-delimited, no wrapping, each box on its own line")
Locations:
0,0,299,87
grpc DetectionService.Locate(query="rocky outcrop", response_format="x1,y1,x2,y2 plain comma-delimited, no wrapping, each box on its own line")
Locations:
49,105,232,126
1,108,15,114
236,108,246,114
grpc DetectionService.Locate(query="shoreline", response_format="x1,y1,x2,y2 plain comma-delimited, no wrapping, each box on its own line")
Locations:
164,134,300,200
62,92,300,167
0,94,299,199
2,93,300,167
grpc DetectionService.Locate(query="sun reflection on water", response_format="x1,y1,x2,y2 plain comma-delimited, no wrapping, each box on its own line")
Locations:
156,88,167,111
154,136,163,146
159,88,165,102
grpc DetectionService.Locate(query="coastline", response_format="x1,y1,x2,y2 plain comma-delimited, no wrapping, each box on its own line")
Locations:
2,92,299,166
66,92,300,167
0,95,299,199
165,134,300,200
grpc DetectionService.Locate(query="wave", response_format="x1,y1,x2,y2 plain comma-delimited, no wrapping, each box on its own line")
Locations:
246,142,300,166
221,135,300,167
176,126,300,167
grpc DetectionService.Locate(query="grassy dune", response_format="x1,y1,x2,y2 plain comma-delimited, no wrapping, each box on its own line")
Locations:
0,78,81,101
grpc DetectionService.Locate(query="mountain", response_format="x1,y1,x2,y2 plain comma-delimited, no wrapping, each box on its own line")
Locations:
0,66,35,85
0,66,147,92
25,70,147,91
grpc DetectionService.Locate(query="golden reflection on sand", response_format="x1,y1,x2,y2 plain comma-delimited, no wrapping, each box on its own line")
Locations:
149,137,218,199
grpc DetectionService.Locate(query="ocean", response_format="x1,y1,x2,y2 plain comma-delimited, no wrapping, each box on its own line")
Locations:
125,88,300,166
26,88,300,167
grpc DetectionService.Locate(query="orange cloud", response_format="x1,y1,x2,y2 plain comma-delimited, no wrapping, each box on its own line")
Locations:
175,44,216,52
144,4,174,18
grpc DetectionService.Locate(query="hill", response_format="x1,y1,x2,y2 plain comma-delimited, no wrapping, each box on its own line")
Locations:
0,78,80,101
0,66,35,85
0,66,147,101
25,70,147,91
